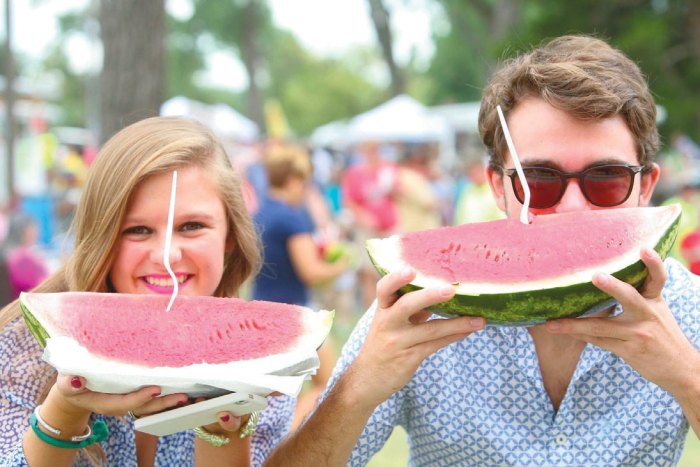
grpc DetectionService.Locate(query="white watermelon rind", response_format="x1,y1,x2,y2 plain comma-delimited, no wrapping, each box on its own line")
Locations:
19,293,334,396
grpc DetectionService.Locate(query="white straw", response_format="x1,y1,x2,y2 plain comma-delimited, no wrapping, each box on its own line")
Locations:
496,105,530,224
164,171,179,312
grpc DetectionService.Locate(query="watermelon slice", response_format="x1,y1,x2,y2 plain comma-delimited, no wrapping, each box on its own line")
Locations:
20,292,334,396
366,205,681,326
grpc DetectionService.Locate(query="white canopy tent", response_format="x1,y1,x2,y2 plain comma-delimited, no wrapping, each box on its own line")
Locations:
345,94,451,144
308,119,350,149
160,96,259,143
312,95,456,167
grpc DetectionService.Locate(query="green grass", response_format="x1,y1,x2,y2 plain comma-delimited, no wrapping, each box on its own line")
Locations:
367,427,408,467
366,428,699,466
680,432,700,467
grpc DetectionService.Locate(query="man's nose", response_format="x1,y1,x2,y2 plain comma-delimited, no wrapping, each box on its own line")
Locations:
553,179,589,213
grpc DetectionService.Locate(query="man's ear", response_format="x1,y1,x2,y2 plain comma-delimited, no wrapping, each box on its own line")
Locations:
486,166,507,213
639,162,661,207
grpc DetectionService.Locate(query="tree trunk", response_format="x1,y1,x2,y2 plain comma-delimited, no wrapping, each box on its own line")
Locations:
4,0,15,200
241,0,264,131
490,0,520,40
99,0,165,144
688,1,700,131
367,0,404,96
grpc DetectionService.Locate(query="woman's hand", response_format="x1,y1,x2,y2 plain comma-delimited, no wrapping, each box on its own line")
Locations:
52,374,187,419
201,411,247,436
24,375,188,466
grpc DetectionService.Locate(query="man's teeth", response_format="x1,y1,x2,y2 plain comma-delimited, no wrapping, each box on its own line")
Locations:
145,276,186,287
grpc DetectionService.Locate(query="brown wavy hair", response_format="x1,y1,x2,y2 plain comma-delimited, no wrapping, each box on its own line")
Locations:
479,35,659,170
0,116,261,464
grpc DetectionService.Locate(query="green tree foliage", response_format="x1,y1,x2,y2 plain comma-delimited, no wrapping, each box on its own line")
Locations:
180,0,383,137
518,0,700,141
424,0,700,141
166,14,208,101
425,0,522,104
34,0,699,142
264,29,383,136
40,45,85,127
186,0,273,127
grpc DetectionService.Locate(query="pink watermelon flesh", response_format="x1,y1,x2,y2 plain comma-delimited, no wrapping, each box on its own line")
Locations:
400,207,671,284
50,294,303,368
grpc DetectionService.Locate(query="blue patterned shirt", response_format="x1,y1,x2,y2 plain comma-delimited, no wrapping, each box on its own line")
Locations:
326,258,700,466
0,318,295,466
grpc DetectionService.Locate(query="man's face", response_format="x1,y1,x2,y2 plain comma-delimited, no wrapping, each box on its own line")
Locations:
487,97,660,218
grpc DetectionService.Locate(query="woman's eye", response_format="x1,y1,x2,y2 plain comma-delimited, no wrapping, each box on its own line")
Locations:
123,225,151,235
181,222,204,232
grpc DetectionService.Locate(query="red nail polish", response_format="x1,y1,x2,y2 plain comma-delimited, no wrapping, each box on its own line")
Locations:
220,414,230,422
176,400,187,407
152,391,161,397
71,377,82,389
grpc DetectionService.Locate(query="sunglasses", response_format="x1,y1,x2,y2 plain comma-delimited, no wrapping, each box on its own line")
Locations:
502,164,650,209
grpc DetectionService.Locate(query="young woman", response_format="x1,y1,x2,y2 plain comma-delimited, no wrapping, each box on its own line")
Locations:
0,117,295,466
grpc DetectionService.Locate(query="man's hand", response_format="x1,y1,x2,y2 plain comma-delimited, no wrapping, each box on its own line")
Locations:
263,267,485,467
545,248,700,396
347,267,485,411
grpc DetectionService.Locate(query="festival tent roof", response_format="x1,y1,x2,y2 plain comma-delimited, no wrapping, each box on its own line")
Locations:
160,96,259,142
308,119,350,149
344,94,451,144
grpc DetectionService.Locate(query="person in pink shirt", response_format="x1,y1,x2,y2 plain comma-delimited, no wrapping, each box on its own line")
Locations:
341,141,398,308
3,213,49,299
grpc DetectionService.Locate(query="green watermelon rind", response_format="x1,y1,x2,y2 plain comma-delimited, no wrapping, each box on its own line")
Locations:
20,302,49,348
368,209,680,326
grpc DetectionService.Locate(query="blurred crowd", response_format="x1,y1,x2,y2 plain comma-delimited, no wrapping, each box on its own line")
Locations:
1,121,700,317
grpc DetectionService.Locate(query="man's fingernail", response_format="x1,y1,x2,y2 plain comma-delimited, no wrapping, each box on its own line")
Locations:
439,285,454,297
401,267,414,278
470,318,484,328
548,321,561,331
220,414,230,422
152,391,161,398
70,377,82,389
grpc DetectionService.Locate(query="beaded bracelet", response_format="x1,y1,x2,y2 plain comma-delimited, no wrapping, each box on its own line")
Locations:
192,410,261,447
192,426,230,447
238,410,260,439
29,407,110,449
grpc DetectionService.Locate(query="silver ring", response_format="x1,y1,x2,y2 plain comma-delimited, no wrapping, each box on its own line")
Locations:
127,410,140,420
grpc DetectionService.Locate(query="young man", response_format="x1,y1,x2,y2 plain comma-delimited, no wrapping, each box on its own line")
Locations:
265,35,700,466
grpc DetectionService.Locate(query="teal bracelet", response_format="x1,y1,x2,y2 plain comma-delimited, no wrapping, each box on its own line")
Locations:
29,412,110,449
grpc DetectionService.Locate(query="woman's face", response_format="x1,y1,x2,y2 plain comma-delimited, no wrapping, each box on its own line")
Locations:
109,165,231,297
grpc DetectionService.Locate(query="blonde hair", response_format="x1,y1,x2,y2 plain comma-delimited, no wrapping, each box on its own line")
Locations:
0,117,261,463
479,35,659,170
264,145,312,188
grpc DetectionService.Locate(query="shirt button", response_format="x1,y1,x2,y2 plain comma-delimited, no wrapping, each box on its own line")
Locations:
555,434,567,445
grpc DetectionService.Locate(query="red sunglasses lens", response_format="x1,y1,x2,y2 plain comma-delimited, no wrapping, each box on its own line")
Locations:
514,168,562,208
583,166,633,206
